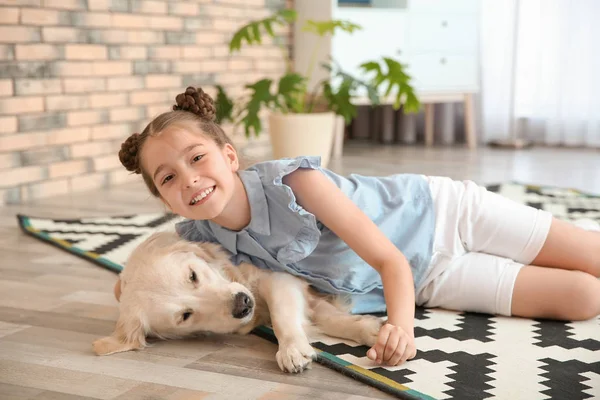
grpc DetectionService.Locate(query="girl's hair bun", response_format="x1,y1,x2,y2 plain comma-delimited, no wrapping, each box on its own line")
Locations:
173,86,216,121
119,133,141,173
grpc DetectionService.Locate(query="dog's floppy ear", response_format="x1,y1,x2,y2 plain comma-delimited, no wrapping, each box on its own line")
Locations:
92,307,147,355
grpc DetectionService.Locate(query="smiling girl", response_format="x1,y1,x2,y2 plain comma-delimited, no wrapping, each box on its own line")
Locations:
117,86,600,367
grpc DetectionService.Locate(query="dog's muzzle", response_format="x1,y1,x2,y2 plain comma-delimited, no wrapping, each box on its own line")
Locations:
232,292,253,319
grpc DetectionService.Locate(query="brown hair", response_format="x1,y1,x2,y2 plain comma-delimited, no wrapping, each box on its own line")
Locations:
118,86,236,197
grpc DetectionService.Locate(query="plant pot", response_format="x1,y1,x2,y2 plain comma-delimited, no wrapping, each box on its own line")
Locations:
268,112,336,168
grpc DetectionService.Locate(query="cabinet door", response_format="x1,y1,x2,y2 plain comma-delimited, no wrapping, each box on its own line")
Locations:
406,53,478,92
331,8,408,80
407,14,478,54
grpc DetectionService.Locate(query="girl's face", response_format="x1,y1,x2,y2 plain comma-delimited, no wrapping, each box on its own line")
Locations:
141,124,239,221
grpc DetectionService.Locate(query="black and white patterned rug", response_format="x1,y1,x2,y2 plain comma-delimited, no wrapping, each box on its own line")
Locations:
16,183,600,400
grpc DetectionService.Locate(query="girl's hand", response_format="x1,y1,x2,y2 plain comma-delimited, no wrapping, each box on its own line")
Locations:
366,323,416,366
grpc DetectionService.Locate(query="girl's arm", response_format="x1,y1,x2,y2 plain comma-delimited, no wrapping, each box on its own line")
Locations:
284,168,417,365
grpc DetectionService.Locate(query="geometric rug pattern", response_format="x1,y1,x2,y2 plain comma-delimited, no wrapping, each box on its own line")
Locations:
17,183,600,399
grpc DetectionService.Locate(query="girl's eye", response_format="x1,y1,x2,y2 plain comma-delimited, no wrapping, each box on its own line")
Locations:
182,311,192,321
189,270,197,283
192,154,203,163
161,175,173,185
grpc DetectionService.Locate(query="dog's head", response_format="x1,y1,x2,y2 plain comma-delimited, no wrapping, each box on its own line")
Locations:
93,231,256,355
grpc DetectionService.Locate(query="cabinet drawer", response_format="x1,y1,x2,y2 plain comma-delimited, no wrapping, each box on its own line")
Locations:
407,14,478,54
406,54,478,91
332,8,407,79
408,0,480,15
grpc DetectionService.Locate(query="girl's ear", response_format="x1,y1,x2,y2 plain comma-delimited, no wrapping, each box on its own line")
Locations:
223,143,239,172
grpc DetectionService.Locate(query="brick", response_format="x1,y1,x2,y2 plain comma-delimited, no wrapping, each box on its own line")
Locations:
145,74,181,89
0,79,12,96
0,152,20,169
107,76,144,91
43,0,87,10
130,0,167,15
181,73,215,87
149,16,183,31
89,92,127,108
19,145,69,166
19,112,66,131
212,18,238,32
0,96,43,115
67,109,109,126
70,140,113,157
0,165,45,188
42,27,88,43
168,2,198,16
15,78,61,95
200,4,245,18
173,60,223,73
128,30,165,44
15,44,62,60
130,89,165,105
25,178,70,201
195,31,225,45
108,46,147,60
49,159,89,178
92,61,132,76
0,7,19,24
183,16,212,31
0,0,41,5
0,45,13,60
0,132,46,151
70,12,112,28
88,0,129,12
148,46,181,60
133,60,170,75
0,61,54,78
70,172,107,192
91,123,131,140
0,115,17,133
46,126,91,145
165,31,195,44
93,154,121,171
146,103,171,118
108,168,138,185
110,106,145,122
21,9,71,25
88,29,129,44
63,77,106,93
0,26,41,43
46,94,90,111
182,46,211,59
65,44,108,60
112,13,148,28
212,45,229,57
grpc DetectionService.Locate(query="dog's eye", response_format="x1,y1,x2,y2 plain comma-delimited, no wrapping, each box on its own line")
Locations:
189,270,197,283
182,311,192,322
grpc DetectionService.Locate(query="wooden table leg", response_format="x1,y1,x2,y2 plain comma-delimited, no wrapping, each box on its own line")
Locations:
464,93,476,149
424,103,434,146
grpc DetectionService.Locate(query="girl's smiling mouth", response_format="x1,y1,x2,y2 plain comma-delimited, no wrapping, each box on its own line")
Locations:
190,186,215,205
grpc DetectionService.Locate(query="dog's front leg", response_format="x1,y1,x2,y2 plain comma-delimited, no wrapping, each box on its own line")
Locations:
259,273,316,373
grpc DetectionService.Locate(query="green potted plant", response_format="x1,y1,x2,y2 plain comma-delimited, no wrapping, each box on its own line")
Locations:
215,9,420,167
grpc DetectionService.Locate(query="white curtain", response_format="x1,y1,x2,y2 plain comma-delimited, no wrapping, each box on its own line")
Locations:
480,0,600,147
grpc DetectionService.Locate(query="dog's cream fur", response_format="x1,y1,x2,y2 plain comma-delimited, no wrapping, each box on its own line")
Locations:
93,231,383,373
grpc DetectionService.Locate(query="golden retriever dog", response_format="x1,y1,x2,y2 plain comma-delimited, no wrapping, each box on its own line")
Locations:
93,231,384,373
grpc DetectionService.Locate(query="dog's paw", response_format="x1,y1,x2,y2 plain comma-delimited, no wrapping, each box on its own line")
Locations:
276,338,316,373
359,316,386,347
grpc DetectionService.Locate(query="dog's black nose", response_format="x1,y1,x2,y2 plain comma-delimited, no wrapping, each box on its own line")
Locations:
232,292,253,319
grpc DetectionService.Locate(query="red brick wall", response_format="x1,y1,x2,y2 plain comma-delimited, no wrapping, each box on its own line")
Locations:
0,0,290,205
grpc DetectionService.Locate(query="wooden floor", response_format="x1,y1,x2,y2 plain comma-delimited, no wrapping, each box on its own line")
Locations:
1,144,598,399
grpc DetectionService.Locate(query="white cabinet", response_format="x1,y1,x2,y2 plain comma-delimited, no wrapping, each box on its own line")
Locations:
293,0,481,148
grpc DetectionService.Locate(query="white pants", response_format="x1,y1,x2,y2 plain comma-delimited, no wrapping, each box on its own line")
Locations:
415,176,553,316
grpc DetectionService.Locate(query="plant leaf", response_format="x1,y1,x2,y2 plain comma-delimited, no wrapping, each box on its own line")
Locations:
229,9,297,53
303,19,362,37
277,73,306,113
240,79,276,137
214,85,234,124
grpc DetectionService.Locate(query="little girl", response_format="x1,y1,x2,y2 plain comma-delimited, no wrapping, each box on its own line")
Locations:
118,86,600,367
